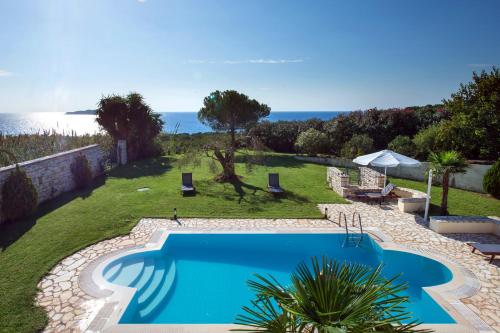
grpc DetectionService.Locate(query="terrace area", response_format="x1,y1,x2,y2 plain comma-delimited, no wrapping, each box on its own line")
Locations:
1,153,499,333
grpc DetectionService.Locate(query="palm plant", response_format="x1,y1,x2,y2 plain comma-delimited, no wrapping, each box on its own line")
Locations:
234,257,431,333
429,151,468,215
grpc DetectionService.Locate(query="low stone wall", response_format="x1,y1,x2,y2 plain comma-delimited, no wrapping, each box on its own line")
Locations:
359,167,385,188
0,145,106,223
430,216,500,236
327,167,353,197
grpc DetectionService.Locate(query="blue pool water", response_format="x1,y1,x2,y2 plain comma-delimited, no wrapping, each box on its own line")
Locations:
103,234,455,324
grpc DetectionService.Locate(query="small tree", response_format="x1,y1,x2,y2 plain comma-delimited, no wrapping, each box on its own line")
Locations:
71,154,93,189
483,159,500,198
294,128,330,155
388,135,416,156
197,90,270,181
341,134,374,159
96,92,164,161
2,166,38,221
429,151,468,215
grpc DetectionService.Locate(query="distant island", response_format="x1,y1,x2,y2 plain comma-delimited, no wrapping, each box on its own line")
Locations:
65,109,96,115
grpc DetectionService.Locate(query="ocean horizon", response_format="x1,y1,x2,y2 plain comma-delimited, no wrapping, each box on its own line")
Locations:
0,111,348,135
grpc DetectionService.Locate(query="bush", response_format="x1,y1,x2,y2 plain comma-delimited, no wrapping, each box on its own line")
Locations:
388,135,416,156
483,159,500,198
1,166,38,221
413,124,443,159
70,155,93,189
294,128,330,155
341,134,374,159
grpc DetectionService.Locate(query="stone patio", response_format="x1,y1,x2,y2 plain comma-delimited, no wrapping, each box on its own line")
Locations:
36,202,500,332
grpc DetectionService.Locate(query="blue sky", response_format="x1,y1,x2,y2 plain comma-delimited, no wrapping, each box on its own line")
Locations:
0,0,499,113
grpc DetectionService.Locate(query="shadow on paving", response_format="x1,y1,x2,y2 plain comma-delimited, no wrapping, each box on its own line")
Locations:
0,176,106,252
109,156,173,179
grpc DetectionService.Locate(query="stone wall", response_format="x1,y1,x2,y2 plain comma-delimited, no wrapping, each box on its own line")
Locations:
0,145,106,223
359,167,385,188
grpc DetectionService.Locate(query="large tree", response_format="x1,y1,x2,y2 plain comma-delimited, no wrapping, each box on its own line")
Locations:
198,90,270,181
441,67,500,160
96,92,163,161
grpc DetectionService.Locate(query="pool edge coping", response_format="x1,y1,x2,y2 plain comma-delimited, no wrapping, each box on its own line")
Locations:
79,227,493,333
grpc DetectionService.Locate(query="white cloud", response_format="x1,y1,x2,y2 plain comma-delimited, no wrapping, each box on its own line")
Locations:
137,0,146,3
0,69,13,77
187,59,304,65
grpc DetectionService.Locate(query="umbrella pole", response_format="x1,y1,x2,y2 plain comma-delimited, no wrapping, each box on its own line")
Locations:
424,170,433,221
384,167,387,187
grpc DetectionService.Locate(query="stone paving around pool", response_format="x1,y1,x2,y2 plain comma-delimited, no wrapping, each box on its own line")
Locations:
36,201,500,333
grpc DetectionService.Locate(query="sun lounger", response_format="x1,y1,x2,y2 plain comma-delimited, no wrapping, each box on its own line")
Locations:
470,243,500,263
268,173,284,194
181,172,195,195
351,183,396,204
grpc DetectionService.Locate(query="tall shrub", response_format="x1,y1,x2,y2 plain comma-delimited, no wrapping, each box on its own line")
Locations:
1,166,38,221
294,128,330,155
483,159,500,198
341,134,374,159
71,154,93,189
388,135,416,156
96,93,164,161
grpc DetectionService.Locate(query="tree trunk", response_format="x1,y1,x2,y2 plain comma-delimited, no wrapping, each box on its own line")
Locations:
441,171,449,215
213,148,237,181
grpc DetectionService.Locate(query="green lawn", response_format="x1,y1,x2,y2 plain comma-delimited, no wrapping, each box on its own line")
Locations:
391,178,500,217
0,153,345,333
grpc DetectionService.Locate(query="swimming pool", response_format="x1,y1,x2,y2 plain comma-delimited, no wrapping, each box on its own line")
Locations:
102,233,455,325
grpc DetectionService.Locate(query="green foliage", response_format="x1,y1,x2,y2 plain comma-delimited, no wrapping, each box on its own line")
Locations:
294,128,330,155
248,119,324,153
96,92,164,161
0,132,113,167
483,159,500,198
70,155,93,189
199,90,271,132
429,151,468,177
412,124,448,160
235,257,428,333
341,134,374,159
249,106,446,155
442,67,500,159
197,90,271,180
1,166,38,222
429,151,468,215
388,135,416,156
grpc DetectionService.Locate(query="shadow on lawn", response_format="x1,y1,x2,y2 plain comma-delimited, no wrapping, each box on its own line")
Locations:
109,156,173,179
0,176,106,252
234,154,307,168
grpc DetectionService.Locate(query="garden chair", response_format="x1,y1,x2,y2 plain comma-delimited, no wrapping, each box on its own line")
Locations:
181,172,195,195
268,173,284,195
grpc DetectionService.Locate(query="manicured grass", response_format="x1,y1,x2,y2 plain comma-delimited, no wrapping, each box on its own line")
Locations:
0,154,345,333
391,177,500,217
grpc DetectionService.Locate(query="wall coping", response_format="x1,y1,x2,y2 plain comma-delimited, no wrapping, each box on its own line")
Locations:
0,144,101,173
430,216,500,224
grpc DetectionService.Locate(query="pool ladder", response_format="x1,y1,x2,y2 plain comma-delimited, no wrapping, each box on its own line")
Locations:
339,211,364,247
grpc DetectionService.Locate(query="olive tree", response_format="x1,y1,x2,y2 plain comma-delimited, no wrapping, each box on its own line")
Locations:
197,90,270,181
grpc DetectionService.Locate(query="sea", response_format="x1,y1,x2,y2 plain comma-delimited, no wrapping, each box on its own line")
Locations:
0,111,347,135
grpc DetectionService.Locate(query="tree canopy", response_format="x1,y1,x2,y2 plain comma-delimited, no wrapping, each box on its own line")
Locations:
96,92,163,161
197,90,270,181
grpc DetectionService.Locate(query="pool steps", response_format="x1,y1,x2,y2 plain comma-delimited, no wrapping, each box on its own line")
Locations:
138,259,176,318
103,254,178,320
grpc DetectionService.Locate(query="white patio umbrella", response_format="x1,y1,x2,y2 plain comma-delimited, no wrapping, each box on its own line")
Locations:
353,150,421,187
353,149,432,221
